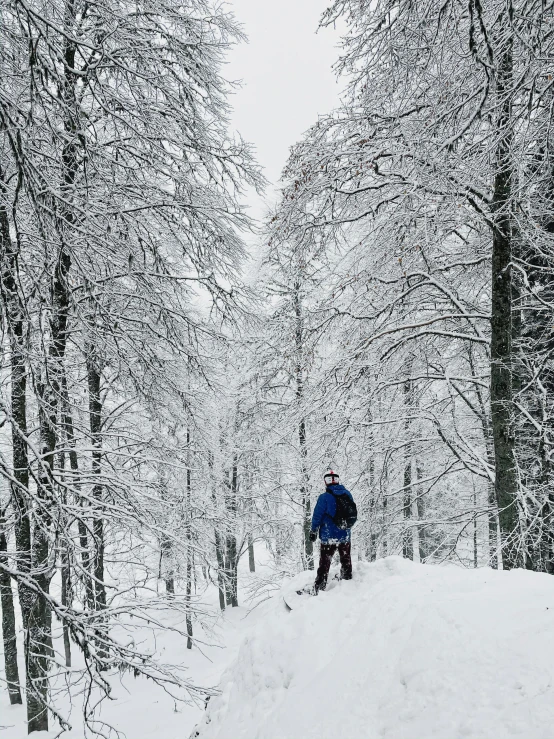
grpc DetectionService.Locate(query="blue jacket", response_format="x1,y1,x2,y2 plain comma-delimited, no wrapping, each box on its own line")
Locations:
311,484,354,543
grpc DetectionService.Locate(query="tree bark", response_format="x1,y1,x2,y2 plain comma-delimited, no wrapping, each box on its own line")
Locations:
208,454,226,611
61,373,94,609
490,35,520,569
248,535,255,573
0,518,22,704
60,545,72,668
225,457,239,608
402,375,414,559
0,170,28,708
57,448,72,667
299,419,313,569
473,488,479,568
415,461,426,563
161,529,175,595
293,282,313,569
0,165,51,730
87,346,107,664
214,528,226,611
186,429,193,649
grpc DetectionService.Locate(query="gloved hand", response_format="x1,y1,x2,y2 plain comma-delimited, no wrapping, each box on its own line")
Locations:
309,530,317,543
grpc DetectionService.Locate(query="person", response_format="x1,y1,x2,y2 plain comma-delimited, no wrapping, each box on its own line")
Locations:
309,469,356,593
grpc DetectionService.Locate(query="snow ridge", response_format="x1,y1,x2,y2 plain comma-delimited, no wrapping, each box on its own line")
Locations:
193,557,554,739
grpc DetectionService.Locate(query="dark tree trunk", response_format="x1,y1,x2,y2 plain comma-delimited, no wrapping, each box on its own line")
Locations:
214,528,226,611
61,373,94,609
402,375,413,559
244,466,256,572
57,448,72,667
248,535,255,573
415,461,426,563
381,449,390,557
0,172,27,708
535,153,554,573
225,457,238,608
24,2,81,725
208,454,226,611
32,226,72,724
0,166,51,730
364,464,377,561
473,489,479,568
364,396,377,561
299,419,313,570
87,347,107,664
186,430,193,649
31,388,56,733
293,283,313,569
490,36,520,569
0,519,22,704
157,472,175,594
161,528,175,596
402,460,413,558
60,546,72,668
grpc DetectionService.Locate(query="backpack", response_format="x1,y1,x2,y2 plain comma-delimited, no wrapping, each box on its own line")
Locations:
330,492,358,530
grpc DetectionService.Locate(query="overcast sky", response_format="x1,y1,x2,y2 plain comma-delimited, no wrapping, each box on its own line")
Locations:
226,0,342,224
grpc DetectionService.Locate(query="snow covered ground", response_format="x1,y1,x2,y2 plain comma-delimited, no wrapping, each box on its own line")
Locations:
194,557,554,739
0,553,271,739
3,556,554,739
0,597,248,739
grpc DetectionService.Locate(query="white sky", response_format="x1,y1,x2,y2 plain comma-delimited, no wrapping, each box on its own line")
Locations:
226,0,342,225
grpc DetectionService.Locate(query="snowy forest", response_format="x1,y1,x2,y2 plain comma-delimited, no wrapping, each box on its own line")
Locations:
1,0,554,736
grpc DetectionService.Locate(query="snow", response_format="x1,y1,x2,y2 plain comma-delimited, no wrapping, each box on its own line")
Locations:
3,556,554,739
0,599,248,739
0,555,267,739
193,557,554,739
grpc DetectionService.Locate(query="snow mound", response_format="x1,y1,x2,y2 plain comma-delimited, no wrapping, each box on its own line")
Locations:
192,556,554,739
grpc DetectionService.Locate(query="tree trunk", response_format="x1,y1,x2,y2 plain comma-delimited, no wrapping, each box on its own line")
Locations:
364,469,377,561
1,164,53,732
0,170,27,708
24,2,81,725
363,391,377,561
0,518,22,704
29,388,54,730
415,461,426,563
490,35,519,569
31,250,71,729
248,535,255,573
87,347,107,664
208,454,226,611
60,546,72,668
186,429,193,649
57,448,72,667
225,457,239,608
214,529,226,611
61,373,94,609
473,488,479,568
158,471,175,595
293,282,313,569
402,375,414,559
161,530,175,596
299,419,313,569
381,449,390,557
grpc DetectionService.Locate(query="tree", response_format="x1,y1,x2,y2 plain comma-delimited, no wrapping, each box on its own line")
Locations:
0,0,260,730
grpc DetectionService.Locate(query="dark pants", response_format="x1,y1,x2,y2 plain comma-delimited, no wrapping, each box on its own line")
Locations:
314,541,352,592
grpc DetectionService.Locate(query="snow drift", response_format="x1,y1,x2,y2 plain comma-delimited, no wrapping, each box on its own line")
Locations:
193,556,554,739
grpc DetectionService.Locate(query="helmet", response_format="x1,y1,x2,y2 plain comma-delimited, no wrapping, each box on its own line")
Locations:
324,469,340,485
